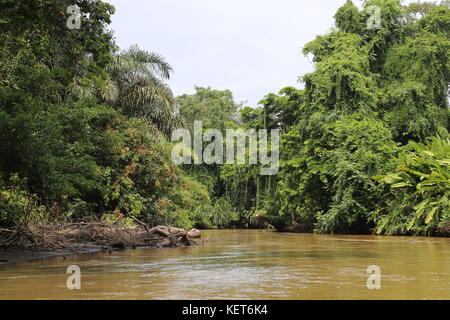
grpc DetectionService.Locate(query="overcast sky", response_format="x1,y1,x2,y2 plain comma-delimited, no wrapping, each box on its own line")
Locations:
105,0,419,107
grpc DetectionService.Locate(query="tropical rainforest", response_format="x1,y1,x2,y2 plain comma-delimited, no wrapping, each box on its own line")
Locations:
0,0,449,238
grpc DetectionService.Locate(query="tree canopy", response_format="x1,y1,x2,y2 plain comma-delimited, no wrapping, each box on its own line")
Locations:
1,0,448,236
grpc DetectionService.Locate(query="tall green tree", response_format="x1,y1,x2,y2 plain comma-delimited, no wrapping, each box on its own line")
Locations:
0,1,195,229
268,0,449,234
0,0,115,202
177,86,240,132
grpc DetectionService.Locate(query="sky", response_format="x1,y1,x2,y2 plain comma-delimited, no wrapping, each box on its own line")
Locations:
105,0,421,107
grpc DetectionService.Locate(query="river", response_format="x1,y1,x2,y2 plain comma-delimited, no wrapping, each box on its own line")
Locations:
0,230,449,300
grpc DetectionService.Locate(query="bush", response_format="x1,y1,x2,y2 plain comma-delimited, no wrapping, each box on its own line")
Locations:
0,174,46,228
189,198,239,229
374,137,450,235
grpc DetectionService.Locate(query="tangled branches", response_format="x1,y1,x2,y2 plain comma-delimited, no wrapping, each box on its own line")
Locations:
0,222,201,252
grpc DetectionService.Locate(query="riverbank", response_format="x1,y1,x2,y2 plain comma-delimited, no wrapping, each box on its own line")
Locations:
0,223,201,265
0,246,99,265
2,221,449,266
280,222,450,237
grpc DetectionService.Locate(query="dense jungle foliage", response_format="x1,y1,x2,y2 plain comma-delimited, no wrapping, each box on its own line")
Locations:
0,0,448,236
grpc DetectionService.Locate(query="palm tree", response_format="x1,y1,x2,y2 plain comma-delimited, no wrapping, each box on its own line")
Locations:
68,45,179,136
106,45,179,135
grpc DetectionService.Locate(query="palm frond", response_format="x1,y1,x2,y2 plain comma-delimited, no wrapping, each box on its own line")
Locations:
104,45,180,136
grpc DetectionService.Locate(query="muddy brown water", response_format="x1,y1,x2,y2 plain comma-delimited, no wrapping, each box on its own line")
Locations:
0,230,449,300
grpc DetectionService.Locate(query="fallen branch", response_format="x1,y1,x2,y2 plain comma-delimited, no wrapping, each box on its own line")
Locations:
124,209,149,232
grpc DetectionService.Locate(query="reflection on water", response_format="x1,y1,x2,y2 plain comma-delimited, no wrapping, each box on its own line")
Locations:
0,230,449,300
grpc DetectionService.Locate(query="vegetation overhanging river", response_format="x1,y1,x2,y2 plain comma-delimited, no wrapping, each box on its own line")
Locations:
0,230,449,300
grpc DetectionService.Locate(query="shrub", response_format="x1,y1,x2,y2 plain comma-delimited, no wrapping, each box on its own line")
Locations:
0,174,46,228
374,137,450,235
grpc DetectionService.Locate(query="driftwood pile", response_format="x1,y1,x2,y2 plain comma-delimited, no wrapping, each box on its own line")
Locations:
0,223,201,252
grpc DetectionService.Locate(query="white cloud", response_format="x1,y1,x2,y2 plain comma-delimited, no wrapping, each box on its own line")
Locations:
105,0,354,106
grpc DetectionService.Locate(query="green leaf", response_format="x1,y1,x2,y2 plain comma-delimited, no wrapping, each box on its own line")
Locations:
425,207,438,225
391,182,411,188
